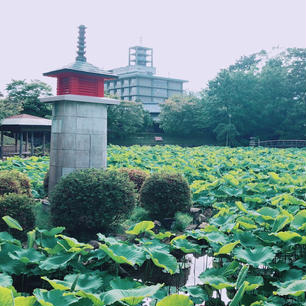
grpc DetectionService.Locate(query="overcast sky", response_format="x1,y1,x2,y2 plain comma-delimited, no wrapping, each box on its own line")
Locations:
1,0,305,95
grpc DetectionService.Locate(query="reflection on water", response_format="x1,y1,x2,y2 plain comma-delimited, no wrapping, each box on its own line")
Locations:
186,255,230,305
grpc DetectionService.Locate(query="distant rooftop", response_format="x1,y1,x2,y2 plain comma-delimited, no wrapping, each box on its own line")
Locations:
1,114,52,126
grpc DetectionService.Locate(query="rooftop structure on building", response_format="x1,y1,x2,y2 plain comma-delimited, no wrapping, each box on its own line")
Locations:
105,45,187,119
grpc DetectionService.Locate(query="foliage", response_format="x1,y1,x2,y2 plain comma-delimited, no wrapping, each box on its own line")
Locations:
0,170,31,197
119,168,149,192
0,156,49,198
107,100,148,140
159,93,208,137
159,48,306,144
50,169,137,239
0,194,35,239
172,212,193,232
5,79,52,118
0,98,23,121
140,172,192,223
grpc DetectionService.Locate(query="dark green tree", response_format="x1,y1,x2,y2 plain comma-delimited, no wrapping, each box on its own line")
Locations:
203,48,306,144
107,100,147,139
159,93,209,136
5,79,52,117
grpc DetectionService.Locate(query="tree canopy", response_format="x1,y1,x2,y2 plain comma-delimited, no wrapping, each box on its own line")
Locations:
4,79,52,118
159,48,306,145
107,99,153,140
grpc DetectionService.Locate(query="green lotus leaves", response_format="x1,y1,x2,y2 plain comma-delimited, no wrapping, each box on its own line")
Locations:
9,248,46,265
0,286,14,306
101,284,162,305
291,209,306,231
182,286,208,304
65,273,104,293
36,227,65,237
201,231,229,245
199,274,235,290
256,207,279,221
214,241,240,256
235,201,248,213
229,281,249,306
2,216,23,231
271,215,290,232
100,243,146,266
109,277,140,290
41,276,71,291
171,235,202,254
156,294,194,306
14,296,37,306
0,273,12,287
245,276,264,291
272,231,303,243
39,253,77,271
233,246,276,267
33,289,80,306
199,267,236,290
273,279,306,297
145,247,178,274
126,221,155,235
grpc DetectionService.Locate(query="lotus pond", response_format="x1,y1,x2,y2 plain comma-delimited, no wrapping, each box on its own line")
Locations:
0,145,306,305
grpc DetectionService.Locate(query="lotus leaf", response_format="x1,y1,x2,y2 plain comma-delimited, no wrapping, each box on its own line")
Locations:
33,289,79,306
2,216,22,231
272,231,302,242
273,279,306,297
145,247,178,274
199,268,236,290
9,248,46,265
170,235,202,254
0,274,12,287
100,243,146,266
233,246,276,267
101,284,162,305
156,294,194,306
214,241,240,256
126,221,155,235
39,253,77,271
182,286,208,304
0,286,14,306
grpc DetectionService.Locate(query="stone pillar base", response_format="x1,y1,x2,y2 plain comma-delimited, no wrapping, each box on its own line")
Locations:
41,94,119,194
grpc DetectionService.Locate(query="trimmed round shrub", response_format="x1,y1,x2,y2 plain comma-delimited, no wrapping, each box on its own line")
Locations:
140,172,192,221
0,170,32,197
0,193,36,239
50,169,137,239
119,168,149,192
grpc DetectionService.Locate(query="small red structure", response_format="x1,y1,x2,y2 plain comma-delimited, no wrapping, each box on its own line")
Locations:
44,25,117,97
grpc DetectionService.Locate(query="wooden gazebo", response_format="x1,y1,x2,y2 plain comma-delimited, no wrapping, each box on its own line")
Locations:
0,114,51,158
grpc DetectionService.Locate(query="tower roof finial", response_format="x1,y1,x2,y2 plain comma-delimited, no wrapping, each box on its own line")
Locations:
76,25,87,62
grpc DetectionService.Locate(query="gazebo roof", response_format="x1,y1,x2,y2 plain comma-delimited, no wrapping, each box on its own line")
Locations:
1,114,52,127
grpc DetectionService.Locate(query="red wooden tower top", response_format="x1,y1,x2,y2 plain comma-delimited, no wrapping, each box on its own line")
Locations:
44,25,117,97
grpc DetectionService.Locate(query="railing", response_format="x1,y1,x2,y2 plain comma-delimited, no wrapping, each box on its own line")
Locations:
250,138,306,148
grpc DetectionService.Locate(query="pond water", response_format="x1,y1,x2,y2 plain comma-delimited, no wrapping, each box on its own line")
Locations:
186,255,230,305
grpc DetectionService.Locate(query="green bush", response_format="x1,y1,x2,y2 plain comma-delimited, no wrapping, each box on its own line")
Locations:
172,212,193,232
0,193,36,239
140,172,192,222
50,169,137,239
0,170,32,197
119,168,149,192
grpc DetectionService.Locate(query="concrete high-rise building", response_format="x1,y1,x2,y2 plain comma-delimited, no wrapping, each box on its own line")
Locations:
104,46,187,120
